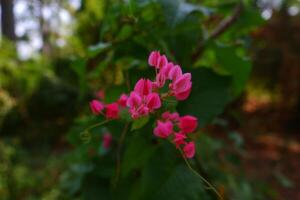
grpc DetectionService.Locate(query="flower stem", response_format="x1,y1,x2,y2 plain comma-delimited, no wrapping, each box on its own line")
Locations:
82,119,111,133
113,122,130,187
179,149,224,200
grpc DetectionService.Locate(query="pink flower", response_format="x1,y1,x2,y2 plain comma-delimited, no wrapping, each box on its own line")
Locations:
89,100,104,115
105,103,119,119
148,51,160,67
102,133,112,149
174,87,192,101
154,120,173,138
161,62,174,78
134,79,152,96
117,94,128,107
126,91,161,119
179,115,198,133
127,92,142,108
162,111,179,121
183,142,196,158
170,73,192,100
146,93,161,110
157,55,168,69
127,92,144,119
153,72,166,88
168,65,182,81
173,132,187,148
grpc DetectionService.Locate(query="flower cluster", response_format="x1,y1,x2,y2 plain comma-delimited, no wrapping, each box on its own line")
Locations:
89,99,121,119
154,112,198,158
89,51,197,158
149,51,192,101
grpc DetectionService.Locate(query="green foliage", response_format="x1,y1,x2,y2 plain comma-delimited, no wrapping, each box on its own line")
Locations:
0,0,274,199
178,68,231,127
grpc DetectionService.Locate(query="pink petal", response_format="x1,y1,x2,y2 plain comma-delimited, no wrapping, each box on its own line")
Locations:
148,51,160,67
126,92,142,108
162,111,180,121
179,115,198,133
153,120,173,138
168,65,182,81
117,94,128,107
105,103,120,119
154,72,166,88
175,84,192,101
157,55,168,69
183,142,196,158
173,73,192,93
173,132,187,148
89,100,104,115
134,79,152,96
146,93,161,110
161,62,174,78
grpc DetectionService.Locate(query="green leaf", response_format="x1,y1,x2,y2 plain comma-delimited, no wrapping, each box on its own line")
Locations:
88,42,111,58
215,45,252,96
116,25,133,41
131,116,150,131
154,165,206,200
121,134,156,177
159,0,211,26
71,59,87,99
178,68,231,127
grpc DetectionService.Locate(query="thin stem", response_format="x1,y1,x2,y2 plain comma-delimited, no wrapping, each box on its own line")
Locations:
82,119,111,133
113,122,130,187
179,149,224,200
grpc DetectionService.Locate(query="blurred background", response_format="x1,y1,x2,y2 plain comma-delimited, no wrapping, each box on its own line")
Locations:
0,0,300,199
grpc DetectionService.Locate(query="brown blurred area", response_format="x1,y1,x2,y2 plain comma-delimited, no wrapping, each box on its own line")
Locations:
233,4,300,199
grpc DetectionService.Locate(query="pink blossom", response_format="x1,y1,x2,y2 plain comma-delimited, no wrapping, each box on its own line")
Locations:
153,72,166,88
170,73,192,100
183,142,196,158
179,115,198,133
174,87,192,101
89,100,104,115
148,51,160,67
127,92,142,108
172,73,191,92
146,93,161,110
154,120,173,138
102,133,112,149
157,55,168,69
162,111,180,121
105,103,119,119
161,62,174,78
173,132,187,148
127,92,144,119
134,79,152,96
168,65,182,81
117,94,128,107
126,91,161,119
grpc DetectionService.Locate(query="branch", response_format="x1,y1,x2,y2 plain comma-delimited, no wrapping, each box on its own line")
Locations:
192,1,244,61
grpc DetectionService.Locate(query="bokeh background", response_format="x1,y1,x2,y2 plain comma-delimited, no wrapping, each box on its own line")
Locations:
0,0,300,199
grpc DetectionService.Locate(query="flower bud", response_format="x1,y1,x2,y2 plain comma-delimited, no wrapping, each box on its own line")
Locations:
89,100,104,115
179,115,198,133
154,120,173,138
183,142,195,158
105,103,119,119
